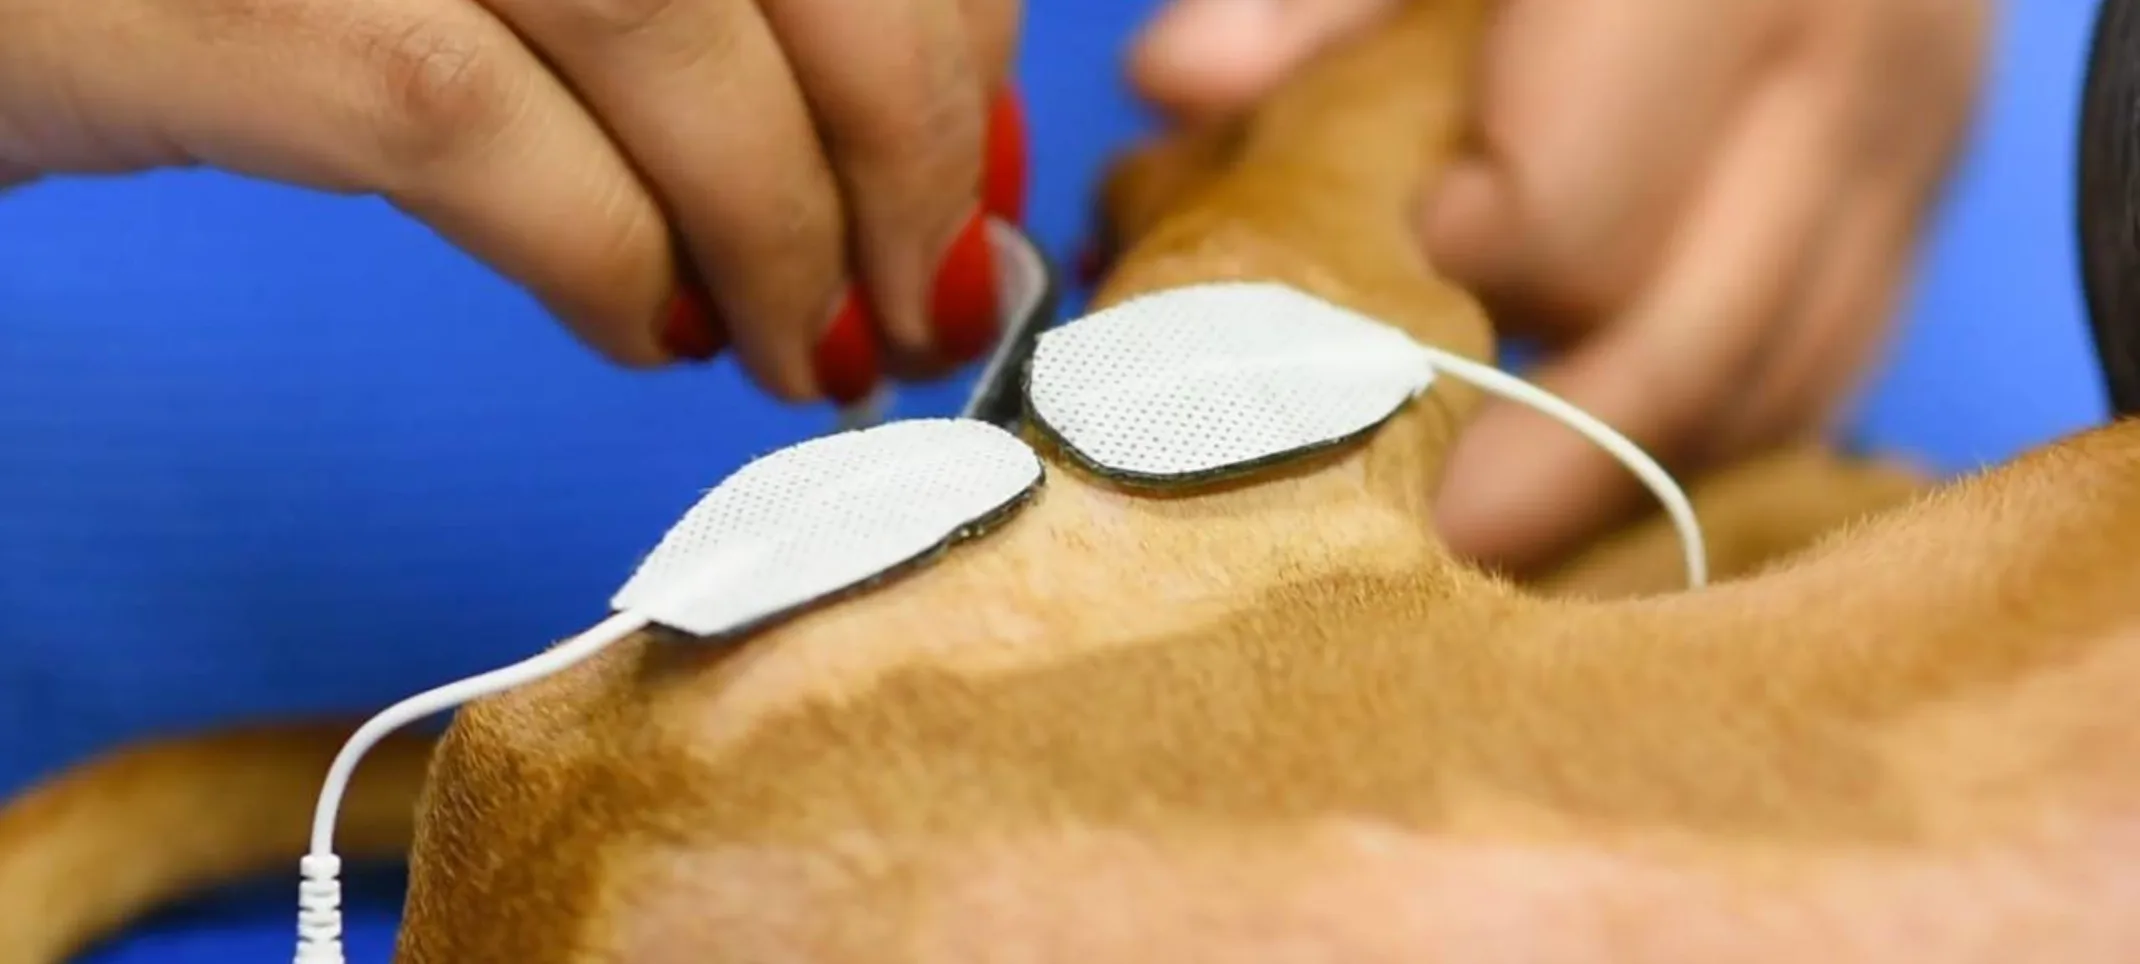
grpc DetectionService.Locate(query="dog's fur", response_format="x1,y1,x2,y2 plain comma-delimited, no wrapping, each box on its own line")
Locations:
11,1,2140,960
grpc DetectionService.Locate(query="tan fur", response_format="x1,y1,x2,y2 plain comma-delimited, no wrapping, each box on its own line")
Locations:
11,1,2137,960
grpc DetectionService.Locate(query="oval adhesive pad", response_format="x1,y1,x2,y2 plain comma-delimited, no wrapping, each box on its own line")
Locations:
1024,282,1437,483
610,418,1043,639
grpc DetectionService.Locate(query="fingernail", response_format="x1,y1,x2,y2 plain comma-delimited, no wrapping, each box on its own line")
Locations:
930,212,1001,365
811,289,881,406
660,285,724,361
983,88,1029,224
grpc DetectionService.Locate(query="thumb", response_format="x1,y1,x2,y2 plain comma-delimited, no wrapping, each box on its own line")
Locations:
1430,67,1849,574
1127,0,1403,122
1431,335,1705,576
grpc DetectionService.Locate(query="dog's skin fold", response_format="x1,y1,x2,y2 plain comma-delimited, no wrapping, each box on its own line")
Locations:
7,0,2140,960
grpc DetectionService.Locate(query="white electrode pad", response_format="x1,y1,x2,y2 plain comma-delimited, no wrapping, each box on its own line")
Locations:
1023,280,1708,589
610,418,1043,638
1025,281,1437,482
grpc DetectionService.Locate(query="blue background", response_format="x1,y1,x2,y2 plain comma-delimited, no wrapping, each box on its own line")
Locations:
0,0,2109,959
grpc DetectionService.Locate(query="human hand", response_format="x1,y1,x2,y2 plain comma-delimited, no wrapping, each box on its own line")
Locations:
1128,0,1990,574
0,0,1025,406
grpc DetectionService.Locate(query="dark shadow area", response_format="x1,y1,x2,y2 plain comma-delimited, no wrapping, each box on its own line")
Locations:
2078,0,2140,413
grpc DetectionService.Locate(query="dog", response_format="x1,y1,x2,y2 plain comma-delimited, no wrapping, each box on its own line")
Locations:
13,0,2140,960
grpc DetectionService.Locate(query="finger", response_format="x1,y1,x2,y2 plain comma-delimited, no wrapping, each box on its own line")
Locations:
0,161,34,191
1419,0,1781,327
475,0,848,400
1432,73,1849,574
762,0,997,373
956,0,1024,98
1708,3,1987,459
14,0,677,365
1704,197,1909,462
1126,0,1402,124
962,0,1031,225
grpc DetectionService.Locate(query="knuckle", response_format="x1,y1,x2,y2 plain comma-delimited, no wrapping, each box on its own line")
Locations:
583,181,674,298
771,197,846,298
348,16,516,170
842,81,986,235
546,0,689,38
702,177,843,311
1513,219,1650,322
835,65,980,171
737,182,830,267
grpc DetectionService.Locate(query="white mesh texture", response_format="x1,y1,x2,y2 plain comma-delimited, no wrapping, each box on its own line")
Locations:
1025,282,1436,480
611,418,1041,637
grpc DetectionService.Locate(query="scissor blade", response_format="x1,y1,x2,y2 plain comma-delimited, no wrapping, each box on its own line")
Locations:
959,219,1063,429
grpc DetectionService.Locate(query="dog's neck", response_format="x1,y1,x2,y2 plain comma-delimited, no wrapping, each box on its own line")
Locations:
1076,0,1493,546
648,0,1512,729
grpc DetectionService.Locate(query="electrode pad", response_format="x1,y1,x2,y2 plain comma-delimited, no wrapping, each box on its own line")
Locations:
1025,281,1437,483
1025,280,1707,587
610,418,1043,638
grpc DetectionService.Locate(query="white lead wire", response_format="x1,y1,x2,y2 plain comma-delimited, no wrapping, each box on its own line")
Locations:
294,609,650,964
1418,345,1708,589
